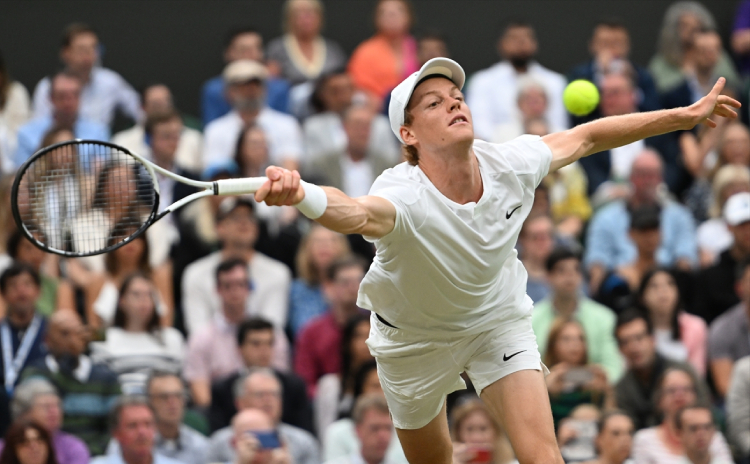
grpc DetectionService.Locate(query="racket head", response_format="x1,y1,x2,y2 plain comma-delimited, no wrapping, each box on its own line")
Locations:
11,139,160,257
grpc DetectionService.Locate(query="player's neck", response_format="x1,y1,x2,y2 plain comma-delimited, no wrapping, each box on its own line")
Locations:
419,146,482,204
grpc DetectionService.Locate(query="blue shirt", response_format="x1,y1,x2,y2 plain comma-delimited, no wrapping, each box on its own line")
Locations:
200,75,291,127
288,279,328,337
584,200,698,270
13,116,110,168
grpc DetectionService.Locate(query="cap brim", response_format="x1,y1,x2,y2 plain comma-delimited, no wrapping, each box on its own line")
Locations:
406,58,466,107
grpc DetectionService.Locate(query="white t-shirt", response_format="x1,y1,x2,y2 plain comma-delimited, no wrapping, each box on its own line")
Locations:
341,156,374,198
357,135,552,336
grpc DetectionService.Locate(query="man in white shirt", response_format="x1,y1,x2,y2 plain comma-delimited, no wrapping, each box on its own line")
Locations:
181,197,290,335
466,21,568,141
202,60,302,170
32,23,141,127
254,57,738,464
112,83,203,172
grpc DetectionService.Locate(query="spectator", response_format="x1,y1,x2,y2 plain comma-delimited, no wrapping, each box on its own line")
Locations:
692,192,750,323
112,83,204,172
661,30,737,110
181,197,291,334
490,78,552,143
556,404,601,463
324,394,396,464
577,72,686,195
90,273,185,393
542,162,592,240
348,0,418,108
632,367,733,464
295,256,367,397
567,18,660,125
234,124,270,179
306,104,395,197
14,72,109,168
31,23,140,127
201,27,291,126
266,0,346,83
695,164,750,266
20,310,120,456
302,71,397,165
613,309,708,430
107,372,208,464
707,257,750,399
532,247,623,382
607,205,662,296
315,314,373,437
450,398,515,464
466,21,567,142
323,361,407,463
542,318,613,426
584,150,697,294
0,263,47,398
6,228,74,317
581,410,634,464
209,318,310,434
519,214,555,303
2,379,88,464
90,396,182,464
417,31,449,65
676,406,732,464
227,408,293,464
85,234,172,330
726,355,750,462
637,268,707,377
648,2,740,93
0,419,57,464
288,224,351,338
207,369,319,464
0,50,30,172
185,258,289,408
203,60,302,171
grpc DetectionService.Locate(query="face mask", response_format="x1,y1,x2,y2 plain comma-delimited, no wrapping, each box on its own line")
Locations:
508,54,533,69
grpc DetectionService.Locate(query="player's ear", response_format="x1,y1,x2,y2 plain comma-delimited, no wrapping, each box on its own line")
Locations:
400,126,417,147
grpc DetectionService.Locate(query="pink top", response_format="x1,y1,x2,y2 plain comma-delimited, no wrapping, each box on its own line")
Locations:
679,312,708,377
632,426,733,464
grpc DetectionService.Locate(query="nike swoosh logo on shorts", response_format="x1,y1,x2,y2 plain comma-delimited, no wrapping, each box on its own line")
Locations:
506,205,522,219
503,350,526,361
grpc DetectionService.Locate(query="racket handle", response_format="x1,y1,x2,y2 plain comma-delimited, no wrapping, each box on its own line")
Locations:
214,177,269,195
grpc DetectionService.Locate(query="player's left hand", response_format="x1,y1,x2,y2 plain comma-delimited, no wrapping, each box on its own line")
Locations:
255,166,305,206
688,77,741,128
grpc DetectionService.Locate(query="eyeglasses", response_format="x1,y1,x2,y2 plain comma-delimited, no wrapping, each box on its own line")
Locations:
663,386,695,396
150,392,188,402
686,423,714,433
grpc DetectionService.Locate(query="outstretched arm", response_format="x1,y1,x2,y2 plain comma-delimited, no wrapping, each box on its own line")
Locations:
543,77,741,172
254,166,396,239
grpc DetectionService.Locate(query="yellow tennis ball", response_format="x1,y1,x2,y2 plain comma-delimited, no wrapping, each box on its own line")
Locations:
563,79,600,116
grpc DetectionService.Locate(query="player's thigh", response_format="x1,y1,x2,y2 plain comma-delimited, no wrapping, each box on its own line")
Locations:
481,369,564,464
394,401,453,464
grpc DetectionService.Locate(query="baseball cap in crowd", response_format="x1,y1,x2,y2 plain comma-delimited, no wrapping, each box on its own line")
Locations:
629,204,661,230
724,192,750,226
388,57,466,143
223,60,268,85
216,196,256,221
203,160,240,181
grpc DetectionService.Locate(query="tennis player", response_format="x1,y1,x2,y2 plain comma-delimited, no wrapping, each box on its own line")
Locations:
255,58,739,464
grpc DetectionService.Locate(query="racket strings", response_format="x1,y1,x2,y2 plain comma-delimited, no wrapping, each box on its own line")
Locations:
16,142,157,254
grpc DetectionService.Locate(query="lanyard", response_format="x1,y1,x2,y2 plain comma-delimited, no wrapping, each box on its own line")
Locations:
2,316,41,394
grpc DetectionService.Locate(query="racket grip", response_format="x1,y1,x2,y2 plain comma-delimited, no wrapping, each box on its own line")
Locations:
214,177,269,195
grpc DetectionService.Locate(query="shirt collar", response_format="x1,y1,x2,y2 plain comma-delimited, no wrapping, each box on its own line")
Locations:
44,354,92,382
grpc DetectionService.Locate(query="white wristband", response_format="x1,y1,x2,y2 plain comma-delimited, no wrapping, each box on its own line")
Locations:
296,181,328,219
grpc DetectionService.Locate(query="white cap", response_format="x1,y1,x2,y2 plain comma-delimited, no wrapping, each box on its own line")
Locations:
724,192,750,226
388,57,466,144
223,60,268,85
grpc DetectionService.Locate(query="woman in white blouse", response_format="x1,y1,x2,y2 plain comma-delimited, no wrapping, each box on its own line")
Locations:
90,272,185,393
0,51,30,172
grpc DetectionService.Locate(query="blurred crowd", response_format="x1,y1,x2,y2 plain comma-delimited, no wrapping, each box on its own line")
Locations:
0,0,750,463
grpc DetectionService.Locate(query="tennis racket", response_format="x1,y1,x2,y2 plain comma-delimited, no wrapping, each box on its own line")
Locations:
11,139,267,257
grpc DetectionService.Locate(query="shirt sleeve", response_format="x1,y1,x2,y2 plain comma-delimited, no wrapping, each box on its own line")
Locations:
708,317,737,361
366,168,425,243
496,135,553,188
583,206,618,270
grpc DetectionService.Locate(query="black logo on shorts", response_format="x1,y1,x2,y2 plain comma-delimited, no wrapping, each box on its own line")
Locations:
503,350,526,361
506,205,522,219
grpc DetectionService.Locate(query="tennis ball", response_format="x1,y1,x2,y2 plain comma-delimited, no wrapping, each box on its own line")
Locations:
563,80,600,116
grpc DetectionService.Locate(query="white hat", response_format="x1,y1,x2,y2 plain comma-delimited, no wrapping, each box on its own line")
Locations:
388,57,466,144
724,192,750,226
223,60,268,85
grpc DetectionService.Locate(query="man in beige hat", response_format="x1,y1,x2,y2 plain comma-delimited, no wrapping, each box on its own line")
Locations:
203,59,302,171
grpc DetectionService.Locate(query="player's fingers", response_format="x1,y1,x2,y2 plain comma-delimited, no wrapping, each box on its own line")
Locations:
718,95,742,108
254,179,273,203
265,165,284,182
707,77,726,99
705,117,717,128
277,170,294,205
268,172,287,204
714,104,737,119
289,170,302,205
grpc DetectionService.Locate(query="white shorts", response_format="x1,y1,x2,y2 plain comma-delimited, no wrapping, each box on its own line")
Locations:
367,311,544,430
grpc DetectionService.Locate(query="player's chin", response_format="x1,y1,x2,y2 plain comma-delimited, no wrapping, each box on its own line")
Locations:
449,124,475,143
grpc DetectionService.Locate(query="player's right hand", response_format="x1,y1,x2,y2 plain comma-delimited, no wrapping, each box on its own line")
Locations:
254,166,305,207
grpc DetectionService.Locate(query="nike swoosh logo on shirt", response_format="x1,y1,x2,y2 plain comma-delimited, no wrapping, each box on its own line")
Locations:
506,205,522,219
503,350,526,361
